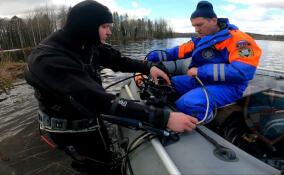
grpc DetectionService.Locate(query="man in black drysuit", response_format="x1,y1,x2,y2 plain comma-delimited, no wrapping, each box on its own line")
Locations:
24,0,198,174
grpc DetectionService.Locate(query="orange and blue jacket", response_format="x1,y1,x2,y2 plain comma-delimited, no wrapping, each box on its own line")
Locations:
147,18,262,86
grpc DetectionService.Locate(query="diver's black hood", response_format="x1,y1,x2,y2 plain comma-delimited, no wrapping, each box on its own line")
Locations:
64,0,113,45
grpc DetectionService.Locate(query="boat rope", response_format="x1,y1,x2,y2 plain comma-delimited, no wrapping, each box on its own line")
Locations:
196,126,238,162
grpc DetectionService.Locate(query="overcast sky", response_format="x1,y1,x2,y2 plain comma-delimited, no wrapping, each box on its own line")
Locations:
0,0,284,35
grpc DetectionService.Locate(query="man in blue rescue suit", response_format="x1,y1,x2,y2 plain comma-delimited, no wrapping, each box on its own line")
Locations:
24,0,198,174
147,1,262,123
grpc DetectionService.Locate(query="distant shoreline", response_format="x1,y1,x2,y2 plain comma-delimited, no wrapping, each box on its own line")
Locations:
172,32,284,41
1,34,283,53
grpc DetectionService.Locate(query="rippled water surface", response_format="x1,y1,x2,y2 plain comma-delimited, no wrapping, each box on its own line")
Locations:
256,40,284,71
0,83,37,142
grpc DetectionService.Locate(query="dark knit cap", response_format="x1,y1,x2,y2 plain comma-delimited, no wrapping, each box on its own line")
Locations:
190,1,217,19
64,0,113,44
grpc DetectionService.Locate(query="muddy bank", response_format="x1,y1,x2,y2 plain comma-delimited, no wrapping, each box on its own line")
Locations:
0,62,26,95
0,81,77,174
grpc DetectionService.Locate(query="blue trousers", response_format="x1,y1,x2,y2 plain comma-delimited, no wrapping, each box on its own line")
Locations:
172,75,246,123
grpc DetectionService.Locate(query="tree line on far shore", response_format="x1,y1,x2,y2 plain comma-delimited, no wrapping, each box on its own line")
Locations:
0,5,175,51
1,5,284,52
246,33,284,41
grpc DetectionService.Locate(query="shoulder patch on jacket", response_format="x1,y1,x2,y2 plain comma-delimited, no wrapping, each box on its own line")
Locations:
236,40,251,48
238,48,254,57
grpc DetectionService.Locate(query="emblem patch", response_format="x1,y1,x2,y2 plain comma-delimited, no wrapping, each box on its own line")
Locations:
202,48,215,59
238,48,254,57
236,40,251,48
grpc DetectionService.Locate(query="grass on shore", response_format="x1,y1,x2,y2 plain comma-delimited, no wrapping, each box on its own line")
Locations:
0,61,26,93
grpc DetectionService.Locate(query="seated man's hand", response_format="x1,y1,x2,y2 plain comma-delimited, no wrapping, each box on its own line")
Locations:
187,67,198,77
150,66,171,85
167,112,198,132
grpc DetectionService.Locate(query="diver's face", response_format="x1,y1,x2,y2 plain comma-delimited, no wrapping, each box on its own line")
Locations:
191,17,218,37
99,23,112,44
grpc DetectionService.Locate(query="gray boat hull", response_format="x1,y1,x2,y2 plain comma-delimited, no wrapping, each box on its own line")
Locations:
118,78,280,175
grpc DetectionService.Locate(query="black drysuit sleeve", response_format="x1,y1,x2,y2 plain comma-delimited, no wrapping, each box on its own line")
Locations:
27,52,169,129
98,45,151,74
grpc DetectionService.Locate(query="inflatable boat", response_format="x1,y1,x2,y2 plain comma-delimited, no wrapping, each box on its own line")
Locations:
106,58,283,175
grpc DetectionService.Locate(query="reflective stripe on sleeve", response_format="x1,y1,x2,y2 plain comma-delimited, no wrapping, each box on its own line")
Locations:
220,64,225,81
213,64,218,81
158,51,163,61
162,52,167,61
